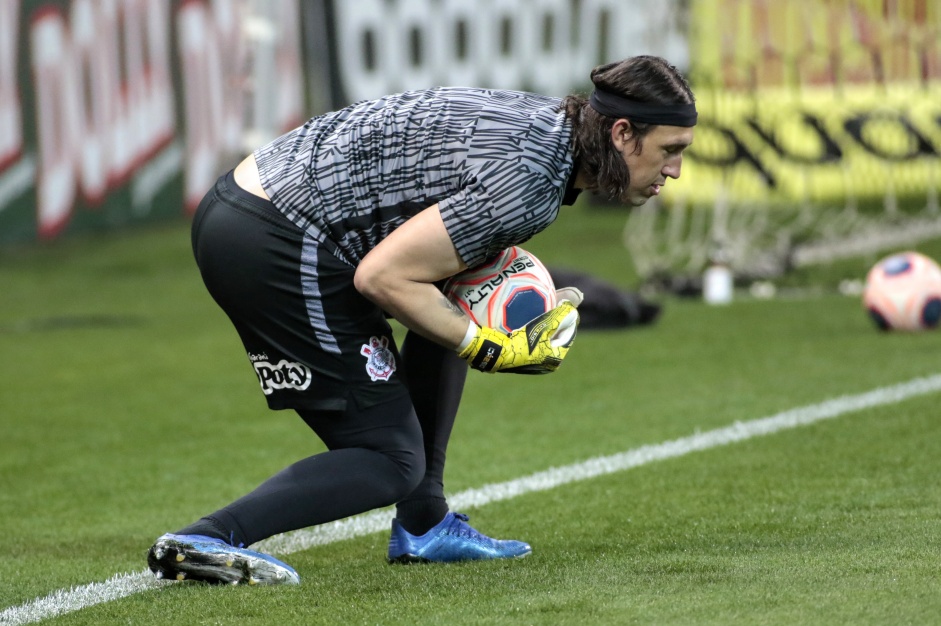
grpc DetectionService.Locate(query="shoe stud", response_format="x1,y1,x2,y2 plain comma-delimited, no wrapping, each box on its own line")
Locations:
175,553,185,562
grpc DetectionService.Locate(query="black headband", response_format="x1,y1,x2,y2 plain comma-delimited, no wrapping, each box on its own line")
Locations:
589,89,698,127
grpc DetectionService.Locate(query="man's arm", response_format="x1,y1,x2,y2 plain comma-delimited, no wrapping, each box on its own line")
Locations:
354,204,471,350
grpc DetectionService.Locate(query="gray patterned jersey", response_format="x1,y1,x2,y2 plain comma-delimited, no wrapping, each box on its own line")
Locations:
253,87,576,269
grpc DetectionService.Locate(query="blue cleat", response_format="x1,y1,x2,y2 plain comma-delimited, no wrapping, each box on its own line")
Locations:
387,512,532,563
147,533,300,586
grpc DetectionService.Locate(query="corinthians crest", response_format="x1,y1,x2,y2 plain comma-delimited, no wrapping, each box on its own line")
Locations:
360,336,396,382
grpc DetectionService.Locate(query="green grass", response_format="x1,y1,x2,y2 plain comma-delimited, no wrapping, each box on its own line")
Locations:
2,208,941,625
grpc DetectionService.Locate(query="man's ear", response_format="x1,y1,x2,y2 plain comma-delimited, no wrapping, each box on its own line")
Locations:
610,118,634,153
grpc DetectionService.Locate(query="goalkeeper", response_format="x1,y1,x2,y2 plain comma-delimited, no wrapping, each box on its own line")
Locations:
147,55,696,585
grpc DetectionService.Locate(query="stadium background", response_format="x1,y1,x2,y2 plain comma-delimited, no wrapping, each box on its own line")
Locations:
1,0,939,284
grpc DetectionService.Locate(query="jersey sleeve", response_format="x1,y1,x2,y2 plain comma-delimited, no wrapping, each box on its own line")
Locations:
437,162,564,269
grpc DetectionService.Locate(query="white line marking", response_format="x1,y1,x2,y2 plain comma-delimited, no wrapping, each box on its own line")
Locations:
4,373,941,625
0,573,160,626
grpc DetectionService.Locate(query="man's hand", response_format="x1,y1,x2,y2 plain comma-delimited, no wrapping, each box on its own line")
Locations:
458,301,579,374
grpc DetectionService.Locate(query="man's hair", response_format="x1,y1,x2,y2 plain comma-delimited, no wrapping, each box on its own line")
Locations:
562,56,696,202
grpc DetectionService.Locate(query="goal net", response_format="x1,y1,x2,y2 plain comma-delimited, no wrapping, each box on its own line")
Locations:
625,0,941,292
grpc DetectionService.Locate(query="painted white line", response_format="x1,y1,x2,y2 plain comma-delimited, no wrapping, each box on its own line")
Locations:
0,572,160,626
4,373,941,625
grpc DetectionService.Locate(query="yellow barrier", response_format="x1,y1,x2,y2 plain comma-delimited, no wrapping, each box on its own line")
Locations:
671,0,941,204
667,85,941,203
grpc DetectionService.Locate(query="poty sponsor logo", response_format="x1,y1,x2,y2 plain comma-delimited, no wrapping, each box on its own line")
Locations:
252,358,312,395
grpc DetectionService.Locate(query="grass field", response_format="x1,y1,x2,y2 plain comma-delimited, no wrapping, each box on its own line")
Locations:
2,205,941,625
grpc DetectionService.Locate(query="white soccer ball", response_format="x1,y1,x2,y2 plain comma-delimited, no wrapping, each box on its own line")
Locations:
863,251,941,331
443,246,557,334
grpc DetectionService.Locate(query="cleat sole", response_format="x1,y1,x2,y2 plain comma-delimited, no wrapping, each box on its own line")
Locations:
147,534,300,586
388,553,432,565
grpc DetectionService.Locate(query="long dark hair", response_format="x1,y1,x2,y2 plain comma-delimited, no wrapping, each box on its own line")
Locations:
562,56,695,202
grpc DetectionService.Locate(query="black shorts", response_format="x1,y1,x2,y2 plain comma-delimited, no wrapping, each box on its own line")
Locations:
190,171,411,412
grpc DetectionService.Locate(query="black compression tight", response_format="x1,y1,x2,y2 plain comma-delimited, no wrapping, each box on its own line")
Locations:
176,331,467,546
394,330,468,534
178,393,425,547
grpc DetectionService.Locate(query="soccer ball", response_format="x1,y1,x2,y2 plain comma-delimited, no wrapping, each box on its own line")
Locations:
863,251,941,331
443,246,557,333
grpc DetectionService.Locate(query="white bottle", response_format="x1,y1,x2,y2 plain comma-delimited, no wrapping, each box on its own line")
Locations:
703,245,733,305
703,264,733,304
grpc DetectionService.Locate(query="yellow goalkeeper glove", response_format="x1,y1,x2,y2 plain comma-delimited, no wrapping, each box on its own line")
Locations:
457,301,579,374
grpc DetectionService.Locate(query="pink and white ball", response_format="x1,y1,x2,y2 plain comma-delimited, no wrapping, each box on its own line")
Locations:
863,251,941,331
443,246,557,334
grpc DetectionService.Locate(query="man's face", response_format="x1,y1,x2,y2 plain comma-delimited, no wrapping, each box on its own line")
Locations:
613,122,695,207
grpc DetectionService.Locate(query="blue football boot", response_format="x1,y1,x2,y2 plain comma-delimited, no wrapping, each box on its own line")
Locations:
147,533,300,585
387,512,532,563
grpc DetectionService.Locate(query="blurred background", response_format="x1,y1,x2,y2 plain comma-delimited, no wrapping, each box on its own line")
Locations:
2,0,939,294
